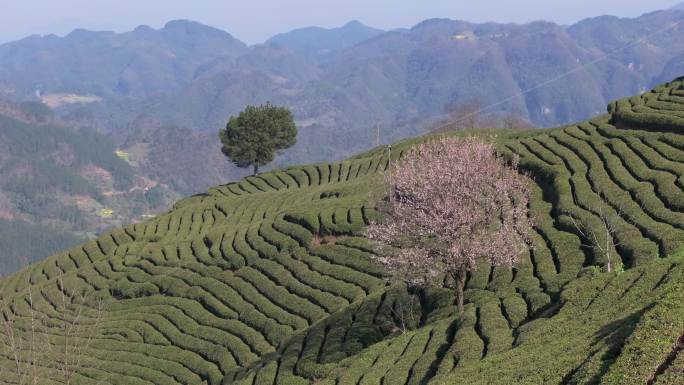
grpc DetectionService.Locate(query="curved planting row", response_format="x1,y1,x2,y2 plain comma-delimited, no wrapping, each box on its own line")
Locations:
610,77,684,133
206,154,389,200
232,257,684,385
506,118,684,275
431,258,684,385
3,83,684,385
0,157,390,385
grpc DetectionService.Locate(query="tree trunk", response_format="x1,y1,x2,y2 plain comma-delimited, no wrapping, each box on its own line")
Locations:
253,164,259,175
455,270,466,316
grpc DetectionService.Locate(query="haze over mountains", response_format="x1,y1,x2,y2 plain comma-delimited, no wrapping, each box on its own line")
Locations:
2,1,684,382
266,20,385,60
0,8,684,268
0,100,177,273
1,10,683,154
1,10,683,135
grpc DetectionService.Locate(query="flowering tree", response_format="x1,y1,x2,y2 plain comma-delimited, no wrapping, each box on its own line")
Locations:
366,137,534,315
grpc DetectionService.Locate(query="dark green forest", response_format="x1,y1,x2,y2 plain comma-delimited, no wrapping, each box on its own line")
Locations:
0,219,85,275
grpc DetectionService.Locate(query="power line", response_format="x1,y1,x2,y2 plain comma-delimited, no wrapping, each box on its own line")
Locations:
431,16,684,132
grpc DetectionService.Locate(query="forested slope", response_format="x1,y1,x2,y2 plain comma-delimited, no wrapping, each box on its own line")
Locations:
0,102,179,274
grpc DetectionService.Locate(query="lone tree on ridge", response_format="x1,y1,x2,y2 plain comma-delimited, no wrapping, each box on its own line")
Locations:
365,137,534,315
219,103,297,175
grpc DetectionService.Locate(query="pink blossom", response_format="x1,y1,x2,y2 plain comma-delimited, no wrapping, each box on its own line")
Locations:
366,136,534,314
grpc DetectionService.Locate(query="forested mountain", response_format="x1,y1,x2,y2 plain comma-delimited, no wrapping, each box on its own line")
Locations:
0,12,682,178
0,20,247,101
266,20,385,60
0,9,683,270
124,10,684,168
0,101,176,273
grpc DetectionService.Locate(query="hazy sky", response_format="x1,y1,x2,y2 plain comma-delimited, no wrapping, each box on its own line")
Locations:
0,0,681,45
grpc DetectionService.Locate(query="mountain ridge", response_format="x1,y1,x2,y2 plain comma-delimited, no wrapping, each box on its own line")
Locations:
0,10,683,243
266,20,385,59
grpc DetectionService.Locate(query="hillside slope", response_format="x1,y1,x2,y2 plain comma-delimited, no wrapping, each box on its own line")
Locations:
0,101,176,274
1,79,684,385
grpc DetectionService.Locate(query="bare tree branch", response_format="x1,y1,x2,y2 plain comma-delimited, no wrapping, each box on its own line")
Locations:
565,198,625,273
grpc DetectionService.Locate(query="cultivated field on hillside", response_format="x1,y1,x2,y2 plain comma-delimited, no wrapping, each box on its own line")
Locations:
1,78,684,385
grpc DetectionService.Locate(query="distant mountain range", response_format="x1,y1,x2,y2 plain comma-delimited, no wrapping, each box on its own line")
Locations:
266,20,385,60
0,10,683,192
0,20,247,101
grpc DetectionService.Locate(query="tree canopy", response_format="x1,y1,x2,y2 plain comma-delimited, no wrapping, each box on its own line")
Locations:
365,137,534,315
219,103,297,174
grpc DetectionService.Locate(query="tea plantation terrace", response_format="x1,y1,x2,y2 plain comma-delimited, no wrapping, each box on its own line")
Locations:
1,78,684,385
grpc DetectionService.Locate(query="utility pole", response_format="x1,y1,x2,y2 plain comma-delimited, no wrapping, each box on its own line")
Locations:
375,123,380,147
387,144,393,201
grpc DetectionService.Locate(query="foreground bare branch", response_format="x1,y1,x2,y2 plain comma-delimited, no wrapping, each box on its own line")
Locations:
566,199,625,273
0,271,105,385
1,283,50,385
51,273,105,385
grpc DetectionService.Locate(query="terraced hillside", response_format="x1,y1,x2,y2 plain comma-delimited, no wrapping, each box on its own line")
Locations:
2,78,684,385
